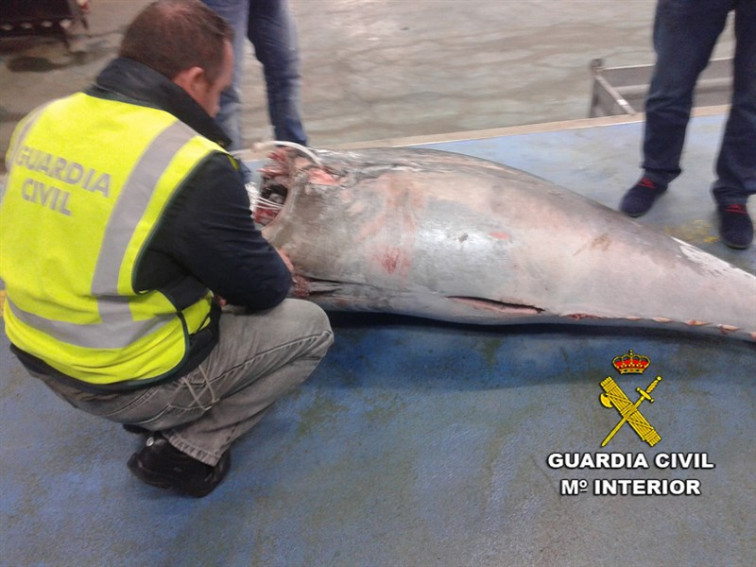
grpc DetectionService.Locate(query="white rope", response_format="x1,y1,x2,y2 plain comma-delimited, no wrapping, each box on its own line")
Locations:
247,141,321,218
254,140,323,168
256,196,284,209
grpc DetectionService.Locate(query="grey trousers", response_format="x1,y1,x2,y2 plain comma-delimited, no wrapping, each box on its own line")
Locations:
36,299,333,466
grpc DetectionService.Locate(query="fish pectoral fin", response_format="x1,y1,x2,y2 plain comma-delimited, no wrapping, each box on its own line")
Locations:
447,296,543,315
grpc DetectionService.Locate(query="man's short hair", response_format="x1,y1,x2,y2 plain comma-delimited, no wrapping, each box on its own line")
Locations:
119,0,233,83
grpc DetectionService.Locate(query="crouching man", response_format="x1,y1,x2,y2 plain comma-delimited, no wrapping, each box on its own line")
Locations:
0,0,333,497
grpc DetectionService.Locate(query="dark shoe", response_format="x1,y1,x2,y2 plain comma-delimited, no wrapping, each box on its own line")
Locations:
620,176,667,217
718,204,753,249
127,434,231,498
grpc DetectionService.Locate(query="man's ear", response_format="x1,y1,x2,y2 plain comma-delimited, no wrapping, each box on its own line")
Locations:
172,66,207,99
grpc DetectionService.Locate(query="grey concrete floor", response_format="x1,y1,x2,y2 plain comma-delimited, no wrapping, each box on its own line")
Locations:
0,0,736,173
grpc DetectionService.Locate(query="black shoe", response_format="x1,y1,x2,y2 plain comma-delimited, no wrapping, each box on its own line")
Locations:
620,176,667,217
127,434,231,498
718,203,753,249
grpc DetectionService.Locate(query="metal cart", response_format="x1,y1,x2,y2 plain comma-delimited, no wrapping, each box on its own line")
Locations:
0,0,89,50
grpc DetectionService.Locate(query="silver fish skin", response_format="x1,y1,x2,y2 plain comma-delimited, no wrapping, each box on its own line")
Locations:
258,147,756,342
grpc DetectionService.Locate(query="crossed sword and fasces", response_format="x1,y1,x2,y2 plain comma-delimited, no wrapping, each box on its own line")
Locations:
599,375,662,447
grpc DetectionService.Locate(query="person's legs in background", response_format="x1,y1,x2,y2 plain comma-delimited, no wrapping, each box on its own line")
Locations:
248,0,307,145
202,0,249,151
712,1,756,248
620,0,730,217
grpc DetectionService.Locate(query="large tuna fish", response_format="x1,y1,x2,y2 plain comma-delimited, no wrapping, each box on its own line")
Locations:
252,145,756,342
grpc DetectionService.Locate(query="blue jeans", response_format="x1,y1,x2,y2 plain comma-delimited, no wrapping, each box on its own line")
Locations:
203,0,307,149
248,0,307,145
642,0,756,206
203,0,249,151
35,299,333,466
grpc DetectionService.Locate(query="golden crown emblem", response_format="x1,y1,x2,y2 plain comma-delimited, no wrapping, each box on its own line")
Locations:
611,349,650,374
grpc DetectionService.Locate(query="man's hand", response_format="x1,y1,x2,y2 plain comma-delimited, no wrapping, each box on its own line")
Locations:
276,248,309,298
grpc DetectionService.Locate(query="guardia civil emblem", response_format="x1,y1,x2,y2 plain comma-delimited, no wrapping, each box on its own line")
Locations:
599,350,663,447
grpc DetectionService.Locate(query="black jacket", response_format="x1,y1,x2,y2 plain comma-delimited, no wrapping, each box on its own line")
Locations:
12,57,291,391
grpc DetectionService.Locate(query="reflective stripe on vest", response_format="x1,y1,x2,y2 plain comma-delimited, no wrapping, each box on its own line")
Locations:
6,121,192,349
0,94,224,383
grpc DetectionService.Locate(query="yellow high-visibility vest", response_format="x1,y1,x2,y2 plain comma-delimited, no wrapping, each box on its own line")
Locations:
0,93,228,385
